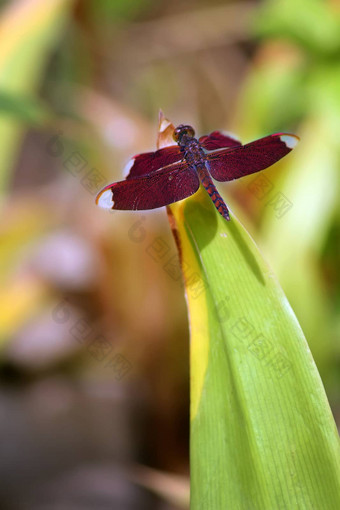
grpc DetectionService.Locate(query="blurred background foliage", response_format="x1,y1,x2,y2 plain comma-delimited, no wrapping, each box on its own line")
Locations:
0,0,339,508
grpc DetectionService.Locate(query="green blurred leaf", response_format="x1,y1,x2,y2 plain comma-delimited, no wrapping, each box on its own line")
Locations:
254,0,340,56
0,201,50,278
88,0,152,22
0,0,73,192
236,62,307,138
0,90,51,125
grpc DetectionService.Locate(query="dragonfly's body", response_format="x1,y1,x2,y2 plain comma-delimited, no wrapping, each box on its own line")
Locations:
177,131,230,219
96,123,299,221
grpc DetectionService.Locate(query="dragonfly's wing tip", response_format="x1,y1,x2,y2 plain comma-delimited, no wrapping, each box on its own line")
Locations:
279,134,300,149
96,188,114,209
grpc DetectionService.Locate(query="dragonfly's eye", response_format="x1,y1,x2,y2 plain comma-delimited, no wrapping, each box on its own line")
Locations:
173,127,181,142
185,126,195,138
173,125,195,142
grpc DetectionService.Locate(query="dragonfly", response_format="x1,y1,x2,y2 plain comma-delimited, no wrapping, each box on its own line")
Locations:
96,125,299,221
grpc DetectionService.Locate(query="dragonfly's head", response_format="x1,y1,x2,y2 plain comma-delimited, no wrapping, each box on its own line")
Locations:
173,125,195,144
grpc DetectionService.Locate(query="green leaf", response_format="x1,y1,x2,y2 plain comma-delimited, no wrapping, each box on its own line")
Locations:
254,0,340,56
0,0,73,191
168,189,340,509
0,90,51,125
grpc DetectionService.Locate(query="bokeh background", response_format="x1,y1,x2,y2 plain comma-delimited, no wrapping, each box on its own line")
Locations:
0,0,339,508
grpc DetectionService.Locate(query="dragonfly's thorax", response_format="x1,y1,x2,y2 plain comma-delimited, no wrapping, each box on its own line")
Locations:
180,137,205,168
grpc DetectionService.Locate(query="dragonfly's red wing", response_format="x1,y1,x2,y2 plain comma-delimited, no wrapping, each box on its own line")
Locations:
125,146,182,179
96,161,199,211
199,131,241,150
206,133,299,182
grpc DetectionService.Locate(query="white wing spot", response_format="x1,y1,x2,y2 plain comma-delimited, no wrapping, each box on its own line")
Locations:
97,189,115,209
122,157,135,178
280,134,299,149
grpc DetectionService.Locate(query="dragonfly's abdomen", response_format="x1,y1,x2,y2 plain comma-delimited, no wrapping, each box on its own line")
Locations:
196,164,230,221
